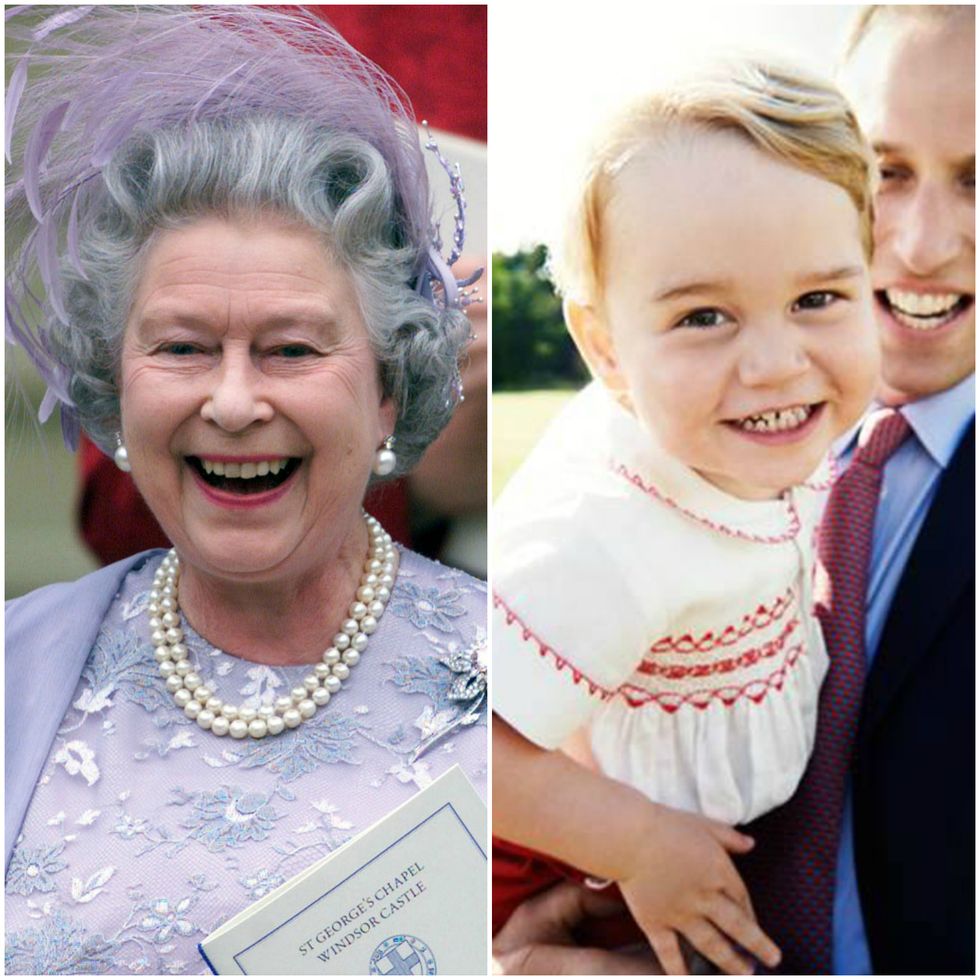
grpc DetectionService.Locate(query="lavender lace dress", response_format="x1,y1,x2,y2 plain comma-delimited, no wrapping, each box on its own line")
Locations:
5,548,487,976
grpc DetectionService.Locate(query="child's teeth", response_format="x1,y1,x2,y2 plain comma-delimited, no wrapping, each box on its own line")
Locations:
739,405,812,432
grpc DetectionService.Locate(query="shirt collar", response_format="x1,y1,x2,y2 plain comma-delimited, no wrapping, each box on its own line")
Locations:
836,373,975,469
901,373,975,468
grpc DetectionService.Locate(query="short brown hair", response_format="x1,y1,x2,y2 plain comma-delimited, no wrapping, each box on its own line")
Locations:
844,5,975,62
552,59,876,304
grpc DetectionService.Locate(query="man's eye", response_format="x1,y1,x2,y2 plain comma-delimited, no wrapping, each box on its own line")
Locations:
793,291,840,312
879,164,911,184
676,308,727,329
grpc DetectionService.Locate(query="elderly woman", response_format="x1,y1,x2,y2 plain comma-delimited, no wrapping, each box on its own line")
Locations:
5,7,485,974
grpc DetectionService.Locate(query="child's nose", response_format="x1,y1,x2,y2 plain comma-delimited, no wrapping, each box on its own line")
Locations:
737,321,810,388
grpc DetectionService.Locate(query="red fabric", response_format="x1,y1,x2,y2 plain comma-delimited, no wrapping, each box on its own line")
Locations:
492,836,642,948
305,6,486,141
77,434,412,564
739,410,912,974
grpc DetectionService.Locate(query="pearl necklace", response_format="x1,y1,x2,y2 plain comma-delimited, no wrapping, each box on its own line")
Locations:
147,514,398,739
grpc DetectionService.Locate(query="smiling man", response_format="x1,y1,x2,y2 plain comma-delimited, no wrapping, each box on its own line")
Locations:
826,6,974,974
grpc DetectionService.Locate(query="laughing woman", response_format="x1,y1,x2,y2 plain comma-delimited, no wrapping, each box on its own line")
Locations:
4,7,485,974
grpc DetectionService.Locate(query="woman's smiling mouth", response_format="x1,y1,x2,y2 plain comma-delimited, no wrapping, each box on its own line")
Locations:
187,456,301,495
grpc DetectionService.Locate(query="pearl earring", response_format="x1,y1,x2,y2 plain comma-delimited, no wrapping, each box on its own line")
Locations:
372,436,396,477
113,434,131,472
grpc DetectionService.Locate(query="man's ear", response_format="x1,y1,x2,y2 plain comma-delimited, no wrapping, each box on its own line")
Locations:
564,298,629,399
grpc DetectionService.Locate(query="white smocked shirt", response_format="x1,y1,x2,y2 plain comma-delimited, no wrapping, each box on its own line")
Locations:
493,383,831,825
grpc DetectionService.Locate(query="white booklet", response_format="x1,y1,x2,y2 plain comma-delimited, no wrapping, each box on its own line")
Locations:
198,765,486,975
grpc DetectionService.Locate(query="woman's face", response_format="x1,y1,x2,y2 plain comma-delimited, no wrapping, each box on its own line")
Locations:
120,214,394,583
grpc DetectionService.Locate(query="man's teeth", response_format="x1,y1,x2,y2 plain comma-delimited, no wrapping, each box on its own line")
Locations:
738,405,812,433
200,459,290,478
885,289,964,330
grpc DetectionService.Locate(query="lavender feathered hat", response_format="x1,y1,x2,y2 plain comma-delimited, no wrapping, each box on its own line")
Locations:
5,5,476,449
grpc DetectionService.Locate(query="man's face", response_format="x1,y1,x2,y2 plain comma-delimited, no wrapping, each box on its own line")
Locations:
853,17,975,405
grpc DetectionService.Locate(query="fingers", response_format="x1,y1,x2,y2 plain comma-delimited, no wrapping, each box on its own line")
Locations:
649,929,689,976
680,919,754,976
708,895,781,970
494,880,626,954
706,819,755,854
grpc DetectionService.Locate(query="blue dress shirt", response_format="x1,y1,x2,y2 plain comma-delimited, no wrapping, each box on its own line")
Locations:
832,373,976,974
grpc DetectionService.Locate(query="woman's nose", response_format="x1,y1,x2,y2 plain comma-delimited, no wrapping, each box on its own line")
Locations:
737,320,810,389
892,182,962,276
200,356,274,431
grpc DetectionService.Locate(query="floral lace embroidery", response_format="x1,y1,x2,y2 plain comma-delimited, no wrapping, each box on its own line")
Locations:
6,551,486,975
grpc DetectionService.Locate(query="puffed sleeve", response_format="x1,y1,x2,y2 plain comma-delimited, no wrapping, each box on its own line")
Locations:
492,488,661,750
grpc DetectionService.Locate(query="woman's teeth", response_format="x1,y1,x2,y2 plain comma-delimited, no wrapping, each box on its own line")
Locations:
200,459,290,478
884,289,967,330
737,405,813,433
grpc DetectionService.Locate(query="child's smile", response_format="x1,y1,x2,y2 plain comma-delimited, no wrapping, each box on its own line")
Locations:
569,127,880,500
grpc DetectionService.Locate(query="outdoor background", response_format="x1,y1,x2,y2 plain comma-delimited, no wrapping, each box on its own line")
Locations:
491,4,861,496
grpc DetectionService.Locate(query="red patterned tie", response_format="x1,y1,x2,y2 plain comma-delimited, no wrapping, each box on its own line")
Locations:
739,409,912,974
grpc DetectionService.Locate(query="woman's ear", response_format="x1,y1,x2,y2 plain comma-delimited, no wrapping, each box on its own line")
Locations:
563,298,629,400
378,395,397,441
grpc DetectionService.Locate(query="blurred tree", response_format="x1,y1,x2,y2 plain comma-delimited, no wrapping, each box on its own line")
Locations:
492,246,587,390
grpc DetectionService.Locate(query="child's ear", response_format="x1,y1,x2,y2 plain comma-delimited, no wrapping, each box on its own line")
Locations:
564,298,629,398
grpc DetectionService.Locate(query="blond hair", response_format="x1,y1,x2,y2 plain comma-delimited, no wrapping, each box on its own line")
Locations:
552,60,876,304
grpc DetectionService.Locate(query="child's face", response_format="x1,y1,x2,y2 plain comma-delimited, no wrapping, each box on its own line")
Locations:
571,129,880,500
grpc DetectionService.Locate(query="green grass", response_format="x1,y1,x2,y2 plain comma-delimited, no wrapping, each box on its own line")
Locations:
6,350,98,598
493,388,579,499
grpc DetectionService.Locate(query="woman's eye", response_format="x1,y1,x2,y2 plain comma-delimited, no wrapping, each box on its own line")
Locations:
793,291,840,312
162,342,202,356
676,308,727,329
273,344,316,358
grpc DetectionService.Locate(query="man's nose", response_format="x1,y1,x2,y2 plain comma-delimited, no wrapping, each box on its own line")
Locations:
892,181,963,276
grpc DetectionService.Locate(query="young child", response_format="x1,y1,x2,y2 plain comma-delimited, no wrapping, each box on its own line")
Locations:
492,60,881,975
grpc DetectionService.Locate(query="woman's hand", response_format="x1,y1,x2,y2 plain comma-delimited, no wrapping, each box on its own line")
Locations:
493,880,664,975
619,806,781,975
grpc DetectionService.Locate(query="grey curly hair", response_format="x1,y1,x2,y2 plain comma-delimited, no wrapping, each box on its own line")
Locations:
48,115,472,476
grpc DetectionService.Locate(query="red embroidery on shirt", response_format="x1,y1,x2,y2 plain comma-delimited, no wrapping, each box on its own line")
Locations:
493,592,615,700
644,590,794,656
800,453,839,491
610,460,801,544
639,617,799,679
621,644,806,712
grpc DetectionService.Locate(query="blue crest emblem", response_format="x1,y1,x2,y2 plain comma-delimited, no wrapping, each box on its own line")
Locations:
369,934,437,975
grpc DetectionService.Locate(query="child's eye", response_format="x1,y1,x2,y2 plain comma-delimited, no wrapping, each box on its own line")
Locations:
793,291,841,312
676,308,728,329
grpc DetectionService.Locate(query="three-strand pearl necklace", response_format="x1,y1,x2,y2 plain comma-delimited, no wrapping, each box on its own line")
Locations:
147,514,398,739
